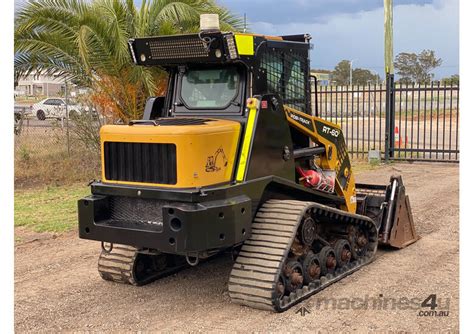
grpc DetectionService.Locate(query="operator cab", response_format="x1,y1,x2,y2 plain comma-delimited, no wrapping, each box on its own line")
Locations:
172,65,246,116
129,18,313,129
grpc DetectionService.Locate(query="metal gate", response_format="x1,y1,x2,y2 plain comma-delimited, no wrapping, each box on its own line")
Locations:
315,76,459,162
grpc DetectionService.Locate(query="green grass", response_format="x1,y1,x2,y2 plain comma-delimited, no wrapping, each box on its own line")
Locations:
12,161,384,234
352,163,380,173
15,184,89,233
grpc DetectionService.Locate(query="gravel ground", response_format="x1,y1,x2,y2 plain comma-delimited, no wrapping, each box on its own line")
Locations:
15,162,459,332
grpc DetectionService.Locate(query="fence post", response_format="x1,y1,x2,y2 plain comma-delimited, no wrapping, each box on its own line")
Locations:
384,73,395,162
65,79,71,157
389,74,395,159
384,74,391,161
384,74,395,161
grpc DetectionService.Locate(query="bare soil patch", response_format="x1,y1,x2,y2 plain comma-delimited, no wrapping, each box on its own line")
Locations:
15,162,459,332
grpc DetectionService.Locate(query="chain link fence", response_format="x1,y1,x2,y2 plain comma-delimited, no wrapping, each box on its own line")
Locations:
15,82,459,187
14,109,104,188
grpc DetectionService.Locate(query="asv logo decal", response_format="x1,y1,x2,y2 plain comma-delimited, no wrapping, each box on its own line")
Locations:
289,113,311,125
322,125,340,138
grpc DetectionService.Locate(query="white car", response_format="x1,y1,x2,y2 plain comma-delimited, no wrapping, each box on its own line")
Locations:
31,98,85,120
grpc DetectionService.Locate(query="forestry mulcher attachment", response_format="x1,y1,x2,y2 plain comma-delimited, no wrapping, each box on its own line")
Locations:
78,15,419,312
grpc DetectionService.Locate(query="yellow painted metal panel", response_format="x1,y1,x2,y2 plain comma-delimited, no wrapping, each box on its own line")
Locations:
235,34,254,56
100,118,241,188
236,107,257,182
283,106,356,213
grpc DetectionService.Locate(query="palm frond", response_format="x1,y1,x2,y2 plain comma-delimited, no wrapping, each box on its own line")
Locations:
14,0,244,120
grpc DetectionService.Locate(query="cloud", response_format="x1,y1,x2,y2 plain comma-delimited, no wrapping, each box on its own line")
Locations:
221,0,434,24
15,0,458,79
242,0,459,79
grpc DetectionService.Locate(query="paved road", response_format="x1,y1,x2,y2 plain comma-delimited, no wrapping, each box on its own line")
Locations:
19,117,71,128
331,117,459,159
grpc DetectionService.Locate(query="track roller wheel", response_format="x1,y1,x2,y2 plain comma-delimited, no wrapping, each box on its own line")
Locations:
302,251,321,284
283,260,304,294
228,199,378,312
334,239,352,267
299,217,316,246
133,253,169,284
349,226,370,259
319,246,337,276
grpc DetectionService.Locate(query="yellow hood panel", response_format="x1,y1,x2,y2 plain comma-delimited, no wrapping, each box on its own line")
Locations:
100,118,241,188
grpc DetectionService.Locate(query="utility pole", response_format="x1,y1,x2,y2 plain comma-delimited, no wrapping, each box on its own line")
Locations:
349,60,353,86
243,13,247,33
384,0,394,75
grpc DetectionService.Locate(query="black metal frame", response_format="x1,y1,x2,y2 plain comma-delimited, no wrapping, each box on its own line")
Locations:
315,76,459,162
390,81,459,161
78,175,344,254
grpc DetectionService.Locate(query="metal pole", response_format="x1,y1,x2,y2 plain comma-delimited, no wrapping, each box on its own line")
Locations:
384,74,391,161
390,74,395,158
384,0,394,161
243,13,247,33
349,60,353,86
384,0,394,75
65,80,70,157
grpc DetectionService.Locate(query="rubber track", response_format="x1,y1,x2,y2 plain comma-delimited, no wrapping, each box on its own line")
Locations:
228,199,378,312
98,245,187,286
98,245,138,285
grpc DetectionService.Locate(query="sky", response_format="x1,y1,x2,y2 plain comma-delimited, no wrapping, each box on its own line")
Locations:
14,0,459,79
219,0,459,79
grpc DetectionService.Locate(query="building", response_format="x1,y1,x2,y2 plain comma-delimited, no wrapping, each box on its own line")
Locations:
310,70,332,86
15,74,65,97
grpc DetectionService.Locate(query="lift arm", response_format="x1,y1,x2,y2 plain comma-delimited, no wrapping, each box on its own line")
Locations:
283,106,357,213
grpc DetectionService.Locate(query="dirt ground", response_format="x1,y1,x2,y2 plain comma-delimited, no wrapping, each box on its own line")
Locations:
14,162,459,332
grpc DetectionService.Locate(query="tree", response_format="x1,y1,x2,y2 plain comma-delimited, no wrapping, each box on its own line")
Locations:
394,50,442,84
331,60,351,85
352,68,381,86
331,60,380,86
441,74,459,86
14,0,243,121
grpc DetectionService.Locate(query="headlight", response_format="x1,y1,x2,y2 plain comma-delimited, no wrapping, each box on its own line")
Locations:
224,34,238,60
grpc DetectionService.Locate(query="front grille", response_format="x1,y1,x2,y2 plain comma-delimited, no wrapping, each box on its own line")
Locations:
104,142,177,184
109,196,171,222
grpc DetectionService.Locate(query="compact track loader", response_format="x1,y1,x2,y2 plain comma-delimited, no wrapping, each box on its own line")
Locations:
78,15,419,312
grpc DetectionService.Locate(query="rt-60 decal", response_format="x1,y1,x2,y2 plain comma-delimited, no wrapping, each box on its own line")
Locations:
322,126,340,138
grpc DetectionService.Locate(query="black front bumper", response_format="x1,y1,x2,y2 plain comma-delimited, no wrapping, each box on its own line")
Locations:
78,184,253,255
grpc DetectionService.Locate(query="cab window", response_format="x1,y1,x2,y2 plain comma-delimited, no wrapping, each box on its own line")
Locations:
179,67,240,110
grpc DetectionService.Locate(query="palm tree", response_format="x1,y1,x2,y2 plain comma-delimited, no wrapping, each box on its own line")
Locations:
15,0,244,120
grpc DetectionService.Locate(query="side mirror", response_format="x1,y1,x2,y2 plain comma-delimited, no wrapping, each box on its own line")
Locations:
143,96,166,120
